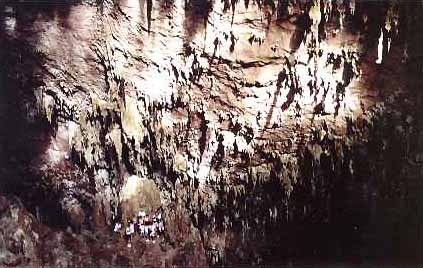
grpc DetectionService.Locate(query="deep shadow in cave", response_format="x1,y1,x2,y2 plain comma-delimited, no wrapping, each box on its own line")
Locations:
0,2,77,228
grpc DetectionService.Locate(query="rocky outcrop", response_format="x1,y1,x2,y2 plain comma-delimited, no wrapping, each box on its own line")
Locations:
0,195,40,267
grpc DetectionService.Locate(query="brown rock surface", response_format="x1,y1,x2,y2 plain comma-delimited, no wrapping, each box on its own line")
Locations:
1,0,423,266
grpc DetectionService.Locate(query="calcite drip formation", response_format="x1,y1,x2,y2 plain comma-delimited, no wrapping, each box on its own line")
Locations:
1,0,422,266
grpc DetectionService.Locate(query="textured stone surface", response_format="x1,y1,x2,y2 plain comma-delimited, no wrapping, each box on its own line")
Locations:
1,0,423,266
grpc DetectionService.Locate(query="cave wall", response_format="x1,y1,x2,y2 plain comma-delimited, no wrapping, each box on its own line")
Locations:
1,0,423,266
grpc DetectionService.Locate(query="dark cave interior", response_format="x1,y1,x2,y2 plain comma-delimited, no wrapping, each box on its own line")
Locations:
1,0,423,267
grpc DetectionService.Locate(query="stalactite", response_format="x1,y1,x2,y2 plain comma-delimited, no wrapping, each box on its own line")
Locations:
376,29,384,64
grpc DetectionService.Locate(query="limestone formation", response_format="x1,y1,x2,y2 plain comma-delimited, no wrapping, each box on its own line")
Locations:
1,0,423,267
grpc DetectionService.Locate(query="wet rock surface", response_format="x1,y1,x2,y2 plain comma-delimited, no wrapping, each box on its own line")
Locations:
1,0,423,266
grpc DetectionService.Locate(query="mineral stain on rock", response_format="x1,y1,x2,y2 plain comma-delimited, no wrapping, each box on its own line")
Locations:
1,0,423,267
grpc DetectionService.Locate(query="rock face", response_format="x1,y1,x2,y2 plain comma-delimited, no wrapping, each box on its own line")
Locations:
1,0,423,266
0,193,207,267
0,196,41,268
120,175,162,219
